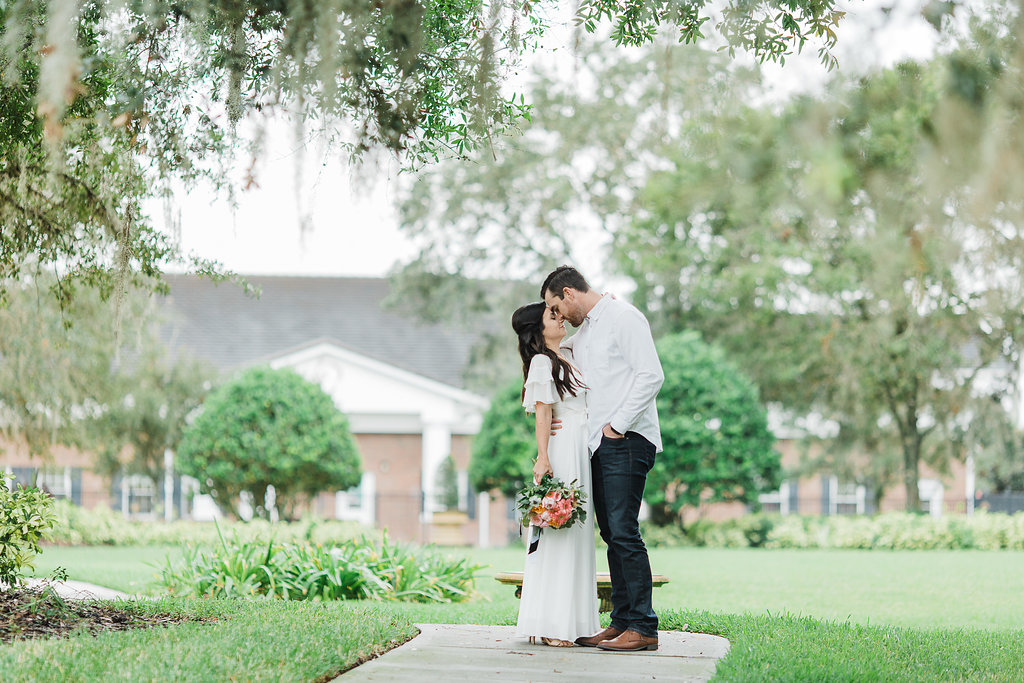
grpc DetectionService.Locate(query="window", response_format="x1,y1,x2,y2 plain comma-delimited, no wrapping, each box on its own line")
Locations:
827,477,866,515
37,468,72,500
335,472,375,525
122,475,156,519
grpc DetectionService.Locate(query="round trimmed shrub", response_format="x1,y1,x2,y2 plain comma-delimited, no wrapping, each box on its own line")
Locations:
177,366,361,520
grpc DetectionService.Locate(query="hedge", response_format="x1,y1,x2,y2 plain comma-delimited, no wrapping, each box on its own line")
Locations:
639,512,1024,550
46,500,373,547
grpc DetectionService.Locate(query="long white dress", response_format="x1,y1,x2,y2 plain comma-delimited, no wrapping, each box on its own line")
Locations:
515,353,600,642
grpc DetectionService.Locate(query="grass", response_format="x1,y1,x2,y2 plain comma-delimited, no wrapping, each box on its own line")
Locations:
0,598,416,682
661,609,1024,682
14,543,1024,680
30,545,183,595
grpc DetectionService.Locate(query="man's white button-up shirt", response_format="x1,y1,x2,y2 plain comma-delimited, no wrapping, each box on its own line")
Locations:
563,295,664,455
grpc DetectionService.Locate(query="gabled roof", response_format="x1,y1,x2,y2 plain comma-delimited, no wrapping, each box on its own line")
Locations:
159,274,478,389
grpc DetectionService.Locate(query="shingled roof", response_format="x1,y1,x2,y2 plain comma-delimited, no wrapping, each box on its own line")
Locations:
159,274,479,389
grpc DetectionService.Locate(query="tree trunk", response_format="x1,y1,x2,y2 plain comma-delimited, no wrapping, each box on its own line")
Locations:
902,432,922,512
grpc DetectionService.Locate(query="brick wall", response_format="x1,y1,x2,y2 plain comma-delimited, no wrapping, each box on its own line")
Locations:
353,433,424,542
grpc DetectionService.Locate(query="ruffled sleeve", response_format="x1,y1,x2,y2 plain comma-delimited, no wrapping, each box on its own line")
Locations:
523,354,558,413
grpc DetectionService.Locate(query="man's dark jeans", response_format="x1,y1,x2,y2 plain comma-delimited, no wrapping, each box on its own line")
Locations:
592,431,658,637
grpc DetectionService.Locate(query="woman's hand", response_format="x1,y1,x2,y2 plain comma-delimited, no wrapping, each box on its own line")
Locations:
533,456,554,484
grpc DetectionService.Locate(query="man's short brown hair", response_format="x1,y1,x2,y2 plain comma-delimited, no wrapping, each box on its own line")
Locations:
541,266,590,299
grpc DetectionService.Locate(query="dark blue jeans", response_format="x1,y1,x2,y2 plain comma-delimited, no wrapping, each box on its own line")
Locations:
592,432,658,637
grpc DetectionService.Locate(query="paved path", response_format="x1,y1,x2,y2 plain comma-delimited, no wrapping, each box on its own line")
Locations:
337,624,730,682
21,578,134,601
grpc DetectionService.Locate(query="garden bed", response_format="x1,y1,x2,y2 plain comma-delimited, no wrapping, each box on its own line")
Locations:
0,587,202,644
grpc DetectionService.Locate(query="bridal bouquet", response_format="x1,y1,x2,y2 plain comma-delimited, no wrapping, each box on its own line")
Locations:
515,474,587,531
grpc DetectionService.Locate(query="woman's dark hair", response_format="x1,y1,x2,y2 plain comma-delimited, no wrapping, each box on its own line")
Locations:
511,302,584,402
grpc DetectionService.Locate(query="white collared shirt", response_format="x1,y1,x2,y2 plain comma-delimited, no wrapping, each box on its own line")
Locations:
563,295,664,454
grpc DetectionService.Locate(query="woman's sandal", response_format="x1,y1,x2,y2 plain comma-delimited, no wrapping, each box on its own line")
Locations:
541,637,574,647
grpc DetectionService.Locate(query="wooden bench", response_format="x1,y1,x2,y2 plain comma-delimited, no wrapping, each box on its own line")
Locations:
494,571,670,613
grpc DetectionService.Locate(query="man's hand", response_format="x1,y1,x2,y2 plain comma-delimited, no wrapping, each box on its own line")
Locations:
602,424,625,439
533,457,554,484
549,417,564,437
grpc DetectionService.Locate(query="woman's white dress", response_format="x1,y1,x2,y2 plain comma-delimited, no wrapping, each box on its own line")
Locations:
515,353,600,642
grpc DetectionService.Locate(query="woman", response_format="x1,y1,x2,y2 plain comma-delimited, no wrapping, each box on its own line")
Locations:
511,301,600,647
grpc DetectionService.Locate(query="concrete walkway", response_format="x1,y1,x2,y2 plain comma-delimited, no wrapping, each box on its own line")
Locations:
21,578,134,601
338,624,730,682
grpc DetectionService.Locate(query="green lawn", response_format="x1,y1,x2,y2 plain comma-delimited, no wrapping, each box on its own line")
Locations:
14,543,1024,681
0,598,415,682
32,545,1024,631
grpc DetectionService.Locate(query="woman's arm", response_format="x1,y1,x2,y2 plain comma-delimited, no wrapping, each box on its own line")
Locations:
533,402,555,484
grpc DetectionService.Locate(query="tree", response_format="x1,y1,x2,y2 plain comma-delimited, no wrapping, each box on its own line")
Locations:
397,39,754,284
91,345,215,490
396,30,1024,511
0,0,847,311
469,378,534,498
176,366,361,520
649,331,780,526
0,274,120,457
435,455,460,511
622,58,1024,510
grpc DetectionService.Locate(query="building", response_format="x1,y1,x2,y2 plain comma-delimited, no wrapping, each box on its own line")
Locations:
2,275,518,546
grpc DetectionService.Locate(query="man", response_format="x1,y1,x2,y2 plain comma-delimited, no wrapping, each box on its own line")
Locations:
541,265,664,652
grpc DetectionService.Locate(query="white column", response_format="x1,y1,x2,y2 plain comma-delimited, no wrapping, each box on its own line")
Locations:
779,482,791,515
360,472,376,525
164,449,175,522
421,421,452,522
477,491,490,548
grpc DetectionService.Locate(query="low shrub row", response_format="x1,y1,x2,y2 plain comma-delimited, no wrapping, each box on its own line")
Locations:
156,532,482,603
47,500,372,547
640,511,1024,550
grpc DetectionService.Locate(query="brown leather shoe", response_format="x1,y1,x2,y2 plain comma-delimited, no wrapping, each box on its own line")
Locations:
596,629,658,652
574,626,623,648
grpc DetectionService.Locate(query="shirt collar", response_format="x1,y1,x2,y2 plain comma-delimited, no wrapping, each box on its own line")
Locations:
585,294,612,322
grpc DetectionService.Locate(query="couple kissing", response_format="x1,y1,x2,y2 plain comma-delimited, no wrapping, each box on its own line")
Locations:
512,265,664,652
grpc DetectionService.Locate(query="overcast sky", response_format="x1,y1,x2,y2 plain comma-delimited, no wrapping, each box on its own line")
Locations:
157,0,941,282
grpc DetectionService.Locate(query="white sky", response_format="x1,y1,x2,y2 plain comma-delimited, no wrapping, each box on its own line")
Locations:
156,0,941,281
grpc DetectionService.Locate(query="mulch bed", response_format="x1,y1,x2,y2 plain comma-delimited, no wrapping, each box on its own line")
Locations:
1,586,204,644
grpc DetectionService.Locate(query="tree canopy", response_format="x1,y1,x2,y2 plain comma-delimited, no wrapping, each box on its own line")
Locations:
176,366,362,520
398,20,1024,508
1,0,849,310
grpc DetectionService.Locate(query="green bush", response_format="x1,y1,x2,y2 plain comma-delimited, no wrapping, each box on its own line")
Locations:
644,511,1024,550
649,332,781,524
0,475,58,588
637,521,693,548
46,499,372,547
177,366,362,520
156,532,481,603
469,379,534,498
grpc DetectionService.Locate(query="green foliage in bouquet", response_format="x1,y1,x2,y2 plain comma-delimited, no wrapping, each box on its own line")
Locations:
515,474,587,530
0,474,57,590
